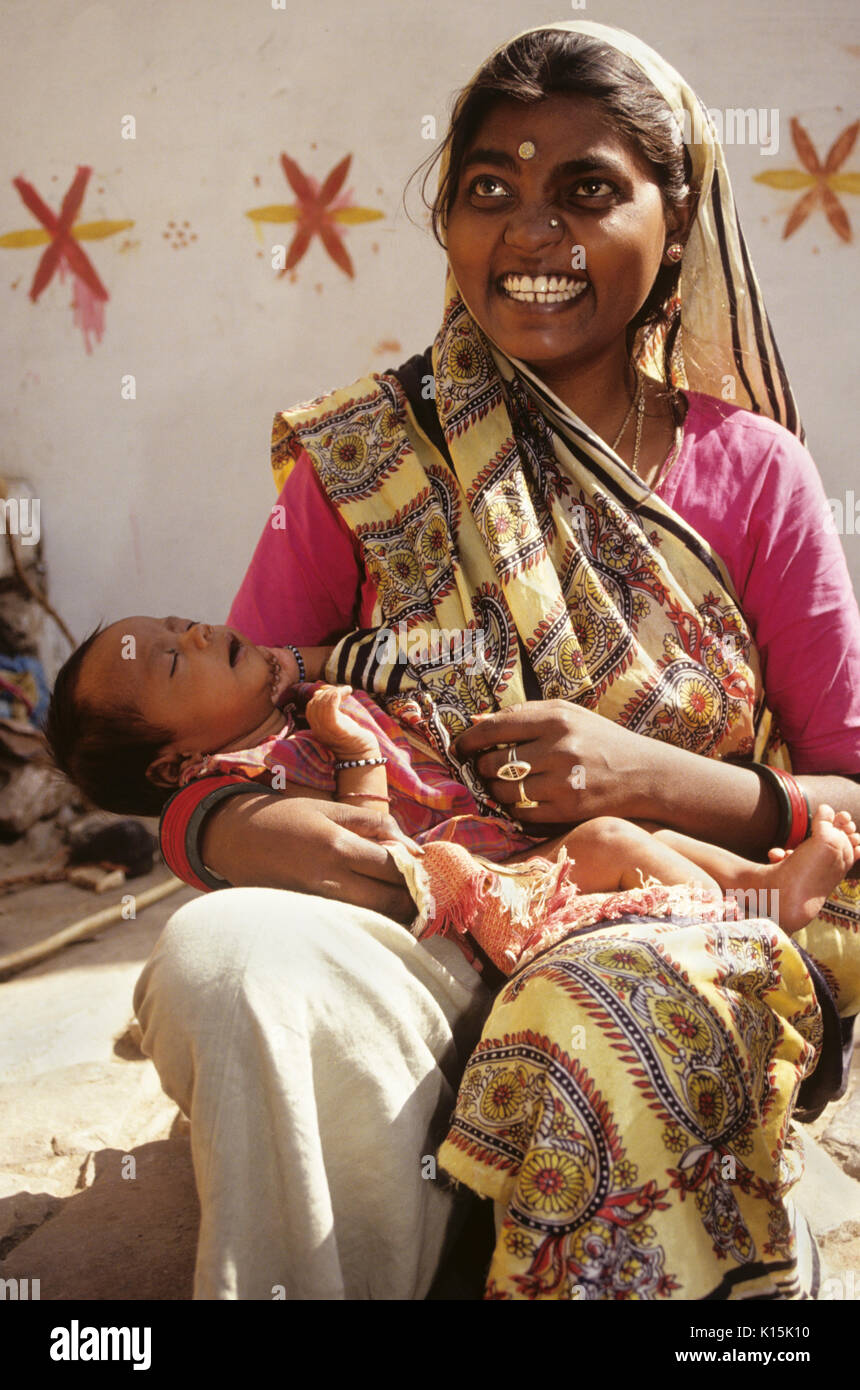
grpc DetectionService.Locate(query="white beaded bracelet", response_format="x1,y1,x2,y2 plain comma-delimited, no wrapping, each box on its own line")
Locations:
284,644,306,682
334,756,388,770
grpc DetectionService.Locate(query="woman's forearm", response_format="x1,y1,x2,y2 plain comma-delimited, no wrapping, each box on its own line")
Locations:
629,741,780,854
199,792,414,920
635,741,860,859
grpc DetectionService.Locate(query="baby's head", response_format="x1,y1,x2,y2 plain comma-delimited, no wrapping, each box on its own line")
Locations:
45,616,281,815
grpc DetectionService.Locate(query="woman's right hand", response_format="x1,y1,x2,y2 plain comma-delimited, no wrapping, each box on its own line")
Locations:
200,792,416,923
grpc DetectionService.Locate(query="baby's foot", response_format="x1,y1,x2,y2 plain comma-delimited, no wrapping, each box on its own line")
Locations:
763,805,860,934
305,685,380,760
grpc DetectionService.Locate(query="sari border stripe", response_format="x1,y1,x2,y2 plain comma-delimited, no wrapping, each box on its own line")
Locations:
710,172,761,415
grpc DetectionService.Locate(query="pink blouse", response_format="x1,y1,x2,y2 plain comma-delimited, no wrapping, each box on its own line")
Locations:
228,391,860,775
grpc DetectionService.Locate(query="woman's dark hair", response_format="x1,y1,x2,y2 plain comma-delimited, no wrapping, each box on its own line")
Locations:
44,627,174,817
412,29,693,400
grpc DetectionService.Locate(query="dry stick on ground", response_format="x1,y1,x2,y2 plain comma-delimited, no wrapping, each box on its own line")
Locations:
0,874,186,981
0,860,68,894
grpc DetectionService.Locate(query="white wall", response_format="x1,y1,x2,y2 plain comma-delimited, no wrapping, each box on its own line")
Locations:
1,0,858,671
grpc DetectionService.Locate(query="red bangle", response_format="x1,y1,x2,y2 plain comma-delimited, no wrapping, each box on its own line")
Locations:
769,768,811,849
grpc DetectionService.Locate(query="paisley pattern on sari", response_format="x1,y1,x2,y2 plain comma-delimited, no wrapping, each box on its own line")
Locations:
441,918,821,1300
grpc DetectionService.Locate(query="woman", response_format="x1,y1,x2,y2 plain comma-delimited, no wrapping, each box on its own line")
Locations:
135,21,860,1299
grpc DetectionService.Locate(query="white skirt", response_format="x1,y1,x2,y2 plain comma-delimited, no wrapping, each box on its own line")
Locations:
133,887,492,1299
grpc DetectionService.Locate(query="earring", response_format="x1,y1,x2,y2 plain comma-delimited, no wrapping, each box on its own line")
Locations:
178,754,212,786
665,242,684,262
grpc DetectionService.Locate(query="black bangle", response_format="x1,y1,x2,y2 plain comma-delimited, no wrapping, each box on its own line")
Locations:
285,644,306,682
747,762,793,848
334,756,388,770
178,781,265,892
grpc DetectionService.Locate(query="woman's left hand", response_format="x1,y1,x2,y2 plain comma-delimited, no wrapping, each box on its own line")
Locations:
455,700,660,825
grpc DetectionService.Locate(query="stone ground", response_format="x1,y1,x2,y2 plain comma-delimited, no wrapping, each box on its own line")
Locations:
0,859,858,1301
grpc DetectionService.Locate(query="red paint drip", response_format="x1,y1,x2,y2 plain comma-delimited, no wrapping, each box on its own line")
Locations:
70,267,106,353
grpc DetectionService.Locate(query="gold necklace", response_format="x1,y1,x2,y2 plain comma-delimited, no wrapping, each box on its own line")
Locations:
610,376,641,453
611,373,683,480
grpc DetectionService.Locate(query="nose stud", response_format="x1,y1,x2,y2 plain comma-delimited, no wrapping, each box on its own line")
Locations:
549,217,560,229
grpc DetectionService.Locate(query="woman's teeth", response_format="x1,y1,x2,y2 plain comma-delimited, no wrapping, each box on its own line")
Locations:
500,274,588,304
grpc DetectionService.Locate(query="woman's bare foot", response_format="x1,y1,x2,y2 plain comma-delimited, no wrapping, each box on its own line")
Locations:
759,805,860,933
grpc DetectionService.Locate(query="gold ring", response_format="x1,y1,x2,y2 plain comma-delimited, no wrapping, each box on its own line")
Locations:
497,746,531,783
517,782,539,810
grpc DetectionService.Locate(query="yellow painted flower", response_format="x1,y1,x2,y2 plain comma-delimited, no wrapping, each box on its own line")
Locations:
688,1071,726,1132
677,675,718,728
573,611,600,659
479,1070,522,1122
551,1111,580,1140
389,550,421,592
420,516,448,565
662,1123,687,1154
518,1151,589,1215
504,1228,534,1259
653,997,711,1051
331,432,367,474
444,334,481,385
378,406,400,441
611,1159,638,1188
558,634,585,681
593,946,650,974
485,499,518,548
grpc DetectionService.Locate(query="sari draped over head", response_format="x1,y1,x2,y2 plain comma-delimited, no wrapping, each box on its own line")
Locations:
270,21,859,1297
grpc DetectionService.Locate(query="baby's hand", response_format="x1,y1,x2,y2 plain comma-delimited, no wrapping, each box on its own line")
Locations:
258,645,301,705
306,685,380,761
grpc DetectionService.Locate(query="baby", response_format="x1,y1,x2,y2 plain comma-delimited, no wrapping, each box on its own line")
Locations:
46,615,860,971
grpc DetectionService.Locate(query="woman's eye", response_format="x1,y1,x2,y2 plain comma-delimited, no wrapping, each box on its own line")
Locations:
469,175,510,199
572,178,614,199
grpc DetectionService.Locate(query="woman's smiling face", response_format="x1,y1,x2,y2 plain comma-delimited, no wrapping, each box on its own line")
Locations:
445,92,681,378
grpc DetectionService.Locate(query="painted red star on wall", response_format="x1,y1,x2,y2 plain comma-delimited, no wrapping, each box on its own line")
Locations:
246,153,383,278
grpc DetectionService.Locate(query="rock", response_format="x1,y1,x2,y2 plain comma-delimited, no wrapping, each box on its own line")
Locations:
22,816,66,859
817,1221,860,1299
818,1077,860,1180
0,762,75,836
793,1128,860,1236
0,1190,62,1259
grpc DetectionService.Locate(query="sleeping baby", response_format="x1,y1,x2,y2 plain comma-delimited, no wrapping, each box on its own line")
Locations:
44,615,860,974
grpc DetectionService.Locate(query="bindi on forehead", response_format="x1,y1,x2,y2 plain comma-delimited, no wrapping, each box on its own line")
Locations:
469,94,645,169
